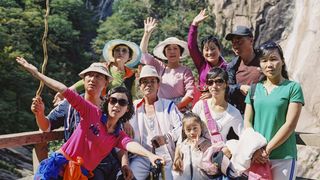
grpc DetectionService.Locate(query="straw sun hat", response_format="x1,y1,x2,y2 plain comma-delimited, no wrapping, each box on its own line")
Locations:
79,62,113,82
102,39,142,68
138,65,161,82
152,37,189,60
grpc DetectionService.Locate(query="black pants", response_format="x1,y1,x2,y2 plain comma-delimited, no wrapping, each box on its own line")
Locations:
90,149,121,180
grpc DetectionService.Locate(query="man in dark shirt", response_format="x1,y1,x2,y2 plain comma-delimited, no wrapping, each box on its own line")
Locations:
226,26,261,114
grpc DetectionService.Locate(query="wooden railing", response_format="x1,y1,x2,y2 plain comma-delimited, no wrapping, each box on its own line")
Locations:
0,129,64,173
0,129,319,177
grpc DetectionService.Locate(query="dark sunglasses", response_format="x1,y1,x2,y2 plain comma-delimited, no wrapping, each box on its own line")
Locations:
206,78,225,86
114,47,129,54
108,97,129,106
259,41,284,58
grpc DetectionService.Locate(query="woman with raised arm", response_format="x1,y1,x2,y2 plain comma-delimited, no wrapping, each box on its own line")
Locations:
16,57,164,179
140,17,195,112
188,9,227,104
244,41,304,179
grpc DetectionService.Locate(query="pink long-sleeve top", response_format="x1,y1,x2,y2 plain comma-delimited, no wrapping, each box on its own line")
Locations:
61,89,132,171
141,53,194,99
188,25,227,87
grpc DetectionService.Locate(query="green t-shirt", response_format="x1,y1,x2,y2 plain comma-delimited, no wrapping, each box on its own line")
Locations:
245,80,304,159
109,66,136,98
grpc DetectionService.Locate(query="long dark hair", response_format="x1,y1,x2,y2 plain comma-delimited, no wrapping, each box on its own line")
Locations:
258,40,289,81
206,67,229,101
103,86,134,123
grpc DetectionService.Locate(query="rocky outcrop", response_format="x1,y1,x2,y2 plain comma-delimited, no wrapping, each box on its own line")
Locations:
208,1,320,179
208,0,320,134
0,146,33,179
85,0,114,21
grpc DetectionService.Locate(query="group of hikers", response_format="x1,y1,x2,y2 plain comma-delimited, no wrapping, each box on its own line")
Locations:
16,10,304,180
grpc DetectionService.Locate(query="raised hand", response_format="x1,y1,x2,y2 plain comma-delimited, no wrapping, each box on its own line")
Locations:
16,57,39,76
144,17,157,34
192,9,209,26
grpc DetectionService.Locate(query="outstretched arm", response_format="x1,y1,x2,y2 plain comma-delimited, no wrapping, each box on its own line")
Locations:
16,57,67,93
126,141,165,166
140,17,157,53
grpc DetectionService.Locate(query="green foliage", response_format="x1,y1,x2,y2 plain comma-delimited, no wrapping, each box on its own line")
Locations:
93,0,219,79
1,0,231,135
0,0,97,134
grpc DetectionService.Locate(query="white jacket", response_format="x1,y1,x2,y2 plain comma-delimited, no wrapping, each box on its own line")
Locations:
130,97,183,160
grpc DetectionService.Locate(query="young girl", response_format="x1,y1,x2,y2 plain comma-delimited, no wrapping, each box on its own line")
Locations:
173,112,228,180
16,57,163,179
173,112,221,180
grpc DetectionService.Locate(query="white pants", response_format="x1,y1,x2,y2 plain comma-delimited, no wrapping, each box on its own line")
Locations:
270,159,296,180
129,156,173,180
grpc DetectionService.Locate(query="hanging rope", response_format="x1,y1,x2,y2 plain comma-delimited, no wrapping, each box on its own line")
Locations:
36,0,50,96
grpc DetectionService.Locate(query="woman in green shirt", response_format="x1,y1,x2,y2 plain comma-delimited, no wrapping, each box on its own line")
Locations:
244,41,304,179
71,39,141,98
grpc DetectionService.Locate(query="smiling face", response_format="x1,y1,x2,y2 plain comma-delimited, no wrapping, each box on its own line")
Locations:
203,41,221,66
207,76,227,98
112,45,131,64
107,92,129,120
183,118,202,141
164,44,181,62
260,49,284,79
83,72,108,96
139,76,159,98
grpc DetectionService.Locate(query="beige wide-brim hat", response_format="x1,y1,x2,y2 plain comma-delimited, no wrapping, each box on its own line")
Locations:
79,62,113,82
102,39,141,68
152,37,189,60
138,65,161,82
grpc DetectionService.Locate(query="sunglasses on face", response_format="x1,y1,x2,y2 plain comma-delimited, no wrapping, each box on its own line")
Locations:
114,47,129,54
108,97,129,106
259,41,284,58
206,78,225,86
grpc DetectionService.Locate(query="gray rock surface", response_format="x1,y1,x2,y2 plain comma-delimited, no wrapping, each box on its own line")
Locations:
208,0,320,133
0,146,33,179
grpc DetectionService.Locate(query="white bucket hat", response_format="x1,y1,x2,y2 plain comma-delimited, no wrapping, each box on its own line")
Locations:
139,65,161,82
79,62,113,82
102,39,142,68
152,37,189,60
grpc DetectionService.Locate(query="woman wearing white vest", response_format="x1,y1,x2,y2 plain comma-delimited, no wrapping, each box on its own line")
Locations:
129,65,183,180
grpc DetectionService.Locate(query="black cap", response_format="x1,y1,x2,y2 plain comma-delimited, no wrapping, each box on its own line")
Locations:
225,26,253,41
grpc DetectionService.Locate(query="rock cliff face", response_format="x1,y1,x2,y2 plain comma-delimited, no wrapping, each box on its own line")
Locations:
85,0,114,20
208,1,320,179
208,0,320,133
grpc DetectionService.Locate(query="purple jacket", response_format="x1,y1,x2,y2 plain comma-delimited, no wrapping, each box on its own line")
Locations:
188,24,227,87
